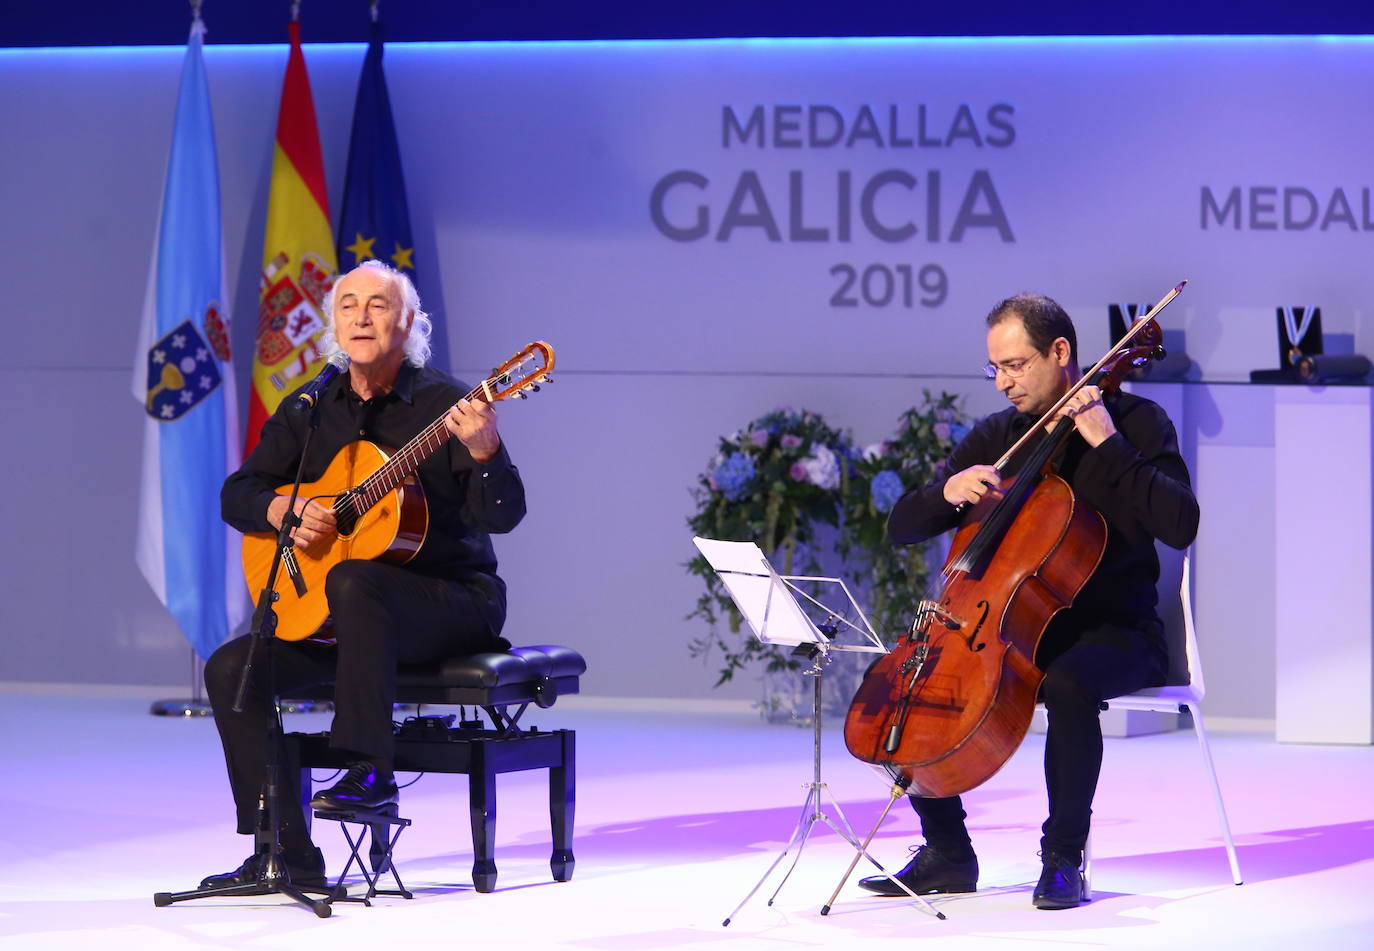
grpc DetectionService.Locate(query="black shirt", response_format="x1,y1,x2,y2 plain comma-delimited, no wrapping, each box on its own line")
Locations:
222,363,526,610
887,391,1198,631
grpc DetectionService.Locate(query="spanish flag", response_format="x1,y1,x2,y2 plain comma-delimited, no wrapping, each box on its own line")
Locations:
245,19,337,453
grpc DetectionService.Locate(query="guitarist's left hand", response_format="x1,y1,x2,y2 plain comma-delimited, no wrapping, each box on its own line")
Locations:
445,398,501,464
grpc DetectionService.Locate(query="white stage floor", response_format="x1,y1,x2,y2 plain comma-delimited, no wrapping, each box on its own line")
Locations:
1,690,1370,950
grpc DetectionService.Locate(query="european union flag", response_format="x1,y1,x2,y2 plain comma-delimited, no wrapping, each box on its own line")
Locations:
337,20,447,367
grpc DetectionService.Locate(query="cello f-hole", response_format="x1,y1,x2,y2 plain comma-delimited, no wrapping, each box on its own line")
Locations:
964,600,991,652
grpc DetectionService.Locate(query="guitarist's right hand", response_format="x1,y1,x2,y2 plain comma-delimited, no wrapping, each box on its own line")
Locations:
268,496,337,551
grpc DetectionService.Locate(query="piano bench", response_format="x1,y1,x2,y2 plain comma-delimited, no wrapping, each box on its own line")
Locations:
286,644,585,893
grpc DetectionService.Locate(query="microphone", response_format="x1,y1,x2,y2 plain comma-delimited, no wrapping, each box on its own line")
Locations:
292,352,350,411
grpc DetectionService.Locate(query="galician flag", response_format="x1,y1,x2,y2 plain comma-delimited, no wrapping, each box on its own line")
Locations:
245,19,338,453
133,18,248,660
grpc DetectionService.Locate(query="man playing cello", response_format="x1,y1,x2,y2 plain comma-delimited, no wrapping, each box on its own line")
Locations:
858,293,1198,909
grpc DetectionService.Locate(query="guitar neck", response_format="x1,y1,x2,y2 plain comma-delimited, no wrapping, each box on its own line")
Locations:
352,383,489,514
344,341,553,515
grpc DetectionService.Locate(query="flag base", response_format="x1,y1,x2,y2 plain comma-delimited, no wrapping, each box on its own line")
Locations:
150,698,213,717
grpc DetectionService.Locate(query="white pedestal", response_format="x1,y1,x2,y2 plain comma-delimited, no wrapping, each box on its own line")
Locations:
1274,386,1374,745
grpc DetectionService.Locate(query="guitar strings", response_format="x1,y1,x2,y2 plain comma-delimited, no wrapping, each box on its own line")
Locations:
341,370,510,518
353,386,476,510
332,351,543,520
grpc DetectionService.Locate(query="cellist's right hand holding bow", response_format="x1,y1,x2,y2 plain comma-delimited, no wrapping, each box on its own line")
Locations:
944,465,1002,508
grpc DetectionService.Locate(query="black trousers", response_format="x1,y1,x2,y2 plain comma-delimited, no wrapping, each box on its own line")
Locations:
910,618,1168,859
204,559,506,847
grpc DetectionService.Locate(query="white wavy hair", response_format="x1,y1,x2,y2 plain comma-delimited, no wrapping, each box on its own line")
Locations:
322,259,433,367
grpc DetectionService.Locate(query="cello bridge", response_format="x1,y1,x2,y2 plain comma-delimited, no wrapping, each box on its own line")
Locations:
914,599,963,634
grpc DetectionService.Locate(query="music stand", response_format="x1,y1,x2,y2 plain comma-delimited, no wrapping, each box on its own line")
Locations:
692,537,944,925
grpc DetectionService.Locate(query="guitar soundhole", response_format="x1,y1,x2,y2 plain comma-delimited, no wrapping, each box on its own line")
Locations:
335,490,359,537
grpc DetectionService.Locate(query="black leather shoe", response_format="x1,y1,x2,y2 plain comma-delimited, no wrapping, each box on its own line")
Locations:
858,844,978,896
1032,850,1087,909
199,848,327,892
309,761,399,811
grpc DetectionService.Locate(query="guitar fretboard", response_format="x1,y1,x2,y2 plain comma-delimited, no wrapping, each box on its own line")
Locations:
339,381,488,521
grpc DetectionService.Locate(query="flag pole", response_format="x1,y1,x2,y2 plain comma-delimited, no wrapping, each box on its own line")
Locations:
150,0,217,719
140,0,247,715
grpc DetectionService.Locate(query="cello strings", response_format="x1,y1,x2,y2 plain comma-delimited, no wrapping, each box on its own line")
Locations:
948,420,1065,577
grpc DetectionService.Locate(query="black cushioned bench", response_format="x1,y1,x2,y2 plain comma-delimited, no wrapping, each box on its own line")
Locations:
285,644,585,894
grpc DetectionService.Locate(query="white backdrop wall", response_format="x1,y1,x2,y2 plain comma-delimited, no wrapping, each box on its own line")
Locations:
3,37,1371,723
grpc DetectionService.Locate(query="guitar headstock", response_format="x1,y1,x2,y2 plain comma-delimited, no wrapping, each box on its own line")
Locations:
481,341,555,402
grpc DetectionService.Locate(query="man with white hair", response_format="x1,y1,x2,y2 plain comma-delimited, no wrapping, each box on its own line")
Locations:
201,260,525,890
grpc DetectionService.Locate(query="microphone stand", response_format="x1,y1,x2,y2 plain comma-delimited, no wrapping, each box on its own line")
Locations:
154,398,334,917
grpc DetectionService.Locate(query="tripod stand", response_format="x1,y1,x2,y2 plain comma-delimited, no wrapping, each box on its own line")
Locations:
721,644,943,925
153,396,335,917
692,537,944,926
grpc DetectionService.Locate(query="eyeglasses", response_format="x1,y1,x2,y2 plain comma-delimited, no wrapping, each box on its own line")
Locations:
982,351,1042,381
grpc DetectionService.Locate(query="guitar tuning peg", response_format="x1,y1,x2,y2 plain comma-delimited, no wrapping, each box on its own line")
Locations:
543,375,553,383
518,391,528,399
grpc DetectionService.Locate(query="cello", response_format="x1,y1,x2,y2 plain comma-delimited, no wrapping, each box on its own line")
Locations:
841,283,1184,801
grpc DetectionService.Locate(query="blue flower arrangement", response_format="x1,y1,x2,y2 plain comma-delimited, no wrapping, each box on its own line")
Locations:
687,407,854,684
869,469,906,513
839,391,970,647
687,396,970,693
712,453,756,502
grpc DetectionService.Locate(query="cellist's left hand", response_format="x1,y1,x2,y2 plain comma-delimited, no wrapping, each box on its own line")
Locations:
1054,385,1116,448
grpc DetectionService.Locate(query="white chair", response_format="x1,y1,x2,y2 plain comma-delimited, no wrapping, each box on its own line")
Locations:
1079,551,1243,894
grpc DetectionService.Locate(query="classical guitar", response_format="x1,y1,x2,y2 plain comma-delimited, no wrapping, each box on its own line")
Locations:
241,341,555,641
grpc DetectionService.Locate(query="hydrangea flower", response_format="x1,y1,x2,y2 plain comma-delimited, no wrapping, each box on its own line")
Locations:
788,461,809,481
747,428,770,448
934,422,951,442
780,434,803,451
801,444,840,490
870,469,905,513
713,453,756,501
